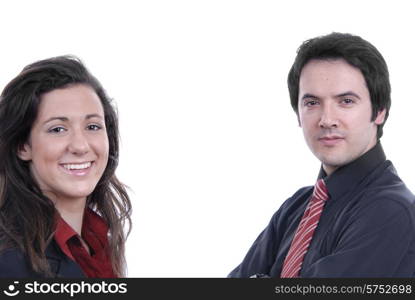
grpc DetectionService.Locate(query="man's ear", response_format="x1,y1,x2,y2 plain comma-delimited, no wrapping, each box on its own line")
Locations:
17,143,32,161
374,109,386,125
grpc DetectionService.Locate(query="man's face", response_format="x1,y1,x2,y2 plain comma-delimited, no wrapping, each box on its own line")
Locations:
298,59,386,175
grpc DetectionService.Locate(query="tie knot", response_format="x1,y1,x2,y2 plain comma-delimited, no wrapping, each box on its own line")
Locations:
313,179,329,201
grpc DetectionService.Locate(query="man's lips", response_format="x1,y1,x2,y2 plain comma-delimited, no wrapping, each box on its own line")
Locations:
318,136,345,146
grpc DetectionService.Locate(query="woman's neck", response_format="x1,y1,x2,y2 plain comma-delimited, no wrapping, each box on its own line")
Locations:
54,197,87,236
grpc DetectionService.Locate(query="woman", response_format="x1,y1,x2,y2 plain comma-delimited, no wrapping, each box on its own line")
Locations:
0,56,132,277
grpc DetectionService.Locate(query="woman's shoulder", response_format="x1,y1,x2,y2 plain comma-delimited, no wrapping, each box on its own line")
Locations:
0,242,85,278
0,247,26,264
0,247,38,278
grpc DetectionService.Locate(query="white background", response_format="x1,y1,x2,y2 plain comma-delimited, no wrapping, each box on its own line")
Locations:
1,0,414,277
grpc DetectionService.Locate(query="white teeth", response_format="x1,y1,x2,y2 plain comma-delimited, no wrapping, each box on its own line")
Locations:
63,162,92,170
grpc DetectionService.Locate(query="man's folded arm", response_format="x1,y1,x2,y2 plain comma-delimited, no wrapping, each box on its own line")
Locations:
302,199,415,277
228,209,282,278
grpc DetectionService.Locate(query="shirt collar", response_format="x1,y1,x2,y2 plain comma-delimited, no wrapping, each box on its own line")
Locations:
317,142,386,200
54,215,77,260
54,208,109,260
81,208,109,238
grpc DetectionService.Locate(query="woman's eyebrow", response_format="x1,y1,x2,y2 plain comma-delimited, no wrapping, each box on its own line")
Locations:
42,116,68,125
42,114,104,125
85,113,104,120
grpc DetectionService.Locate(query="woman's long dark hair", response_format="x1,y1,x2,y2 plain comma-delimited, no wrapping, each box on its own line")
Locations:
0,56,132,277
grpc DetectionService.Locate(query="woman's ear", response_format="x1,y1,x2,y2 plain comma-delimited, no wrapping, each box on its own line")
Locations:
17,143,32,161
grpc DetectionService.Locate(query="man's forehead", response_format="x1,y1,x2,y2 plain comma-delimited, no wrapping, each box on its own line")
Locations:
298,59,368,97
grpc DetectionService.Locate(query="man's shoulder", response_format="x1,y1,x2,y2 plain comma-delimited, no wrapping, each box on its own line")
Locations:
366,160,415,205
268,185,314,224
283,185,314,207
356,160,415,224
292,185,315,198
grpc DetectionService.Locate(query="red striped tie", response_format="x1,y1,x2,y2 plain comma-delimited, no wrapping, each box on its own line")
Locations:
280,179,329,278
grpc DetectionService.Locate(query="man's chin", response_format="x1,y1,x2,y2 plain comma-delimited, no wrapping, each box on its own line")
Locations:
320,157,353,171
317,152,347,167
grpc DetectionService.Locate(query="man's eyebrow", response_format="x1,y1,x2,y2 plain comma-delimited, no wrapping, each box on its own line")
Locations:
301,93,319,100
335,91,361,99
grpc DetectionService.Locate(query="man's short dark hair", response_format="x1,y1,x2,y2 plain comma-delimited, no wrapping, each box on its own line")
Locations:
287,32,391,139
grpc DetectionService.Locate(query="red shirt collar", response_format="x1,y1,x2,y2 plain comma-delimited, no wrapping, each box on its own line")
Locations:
54,208,109,261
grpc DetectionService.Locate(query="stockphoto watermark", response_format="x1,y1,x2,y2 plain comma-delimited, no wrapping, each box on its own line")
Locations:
2,280,127,297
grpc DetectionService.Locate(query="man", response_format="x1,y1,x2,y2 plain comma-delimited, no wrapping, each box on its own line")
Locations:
229,32,415,277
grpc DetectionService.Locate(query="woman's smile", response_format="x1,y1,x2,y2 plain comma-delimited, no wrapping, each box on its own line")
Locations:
18,84,109,203
60,161,94,176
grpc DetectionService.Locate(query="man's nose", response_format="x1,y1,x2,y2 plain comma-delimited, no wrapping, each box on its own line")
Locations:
318,104,339,128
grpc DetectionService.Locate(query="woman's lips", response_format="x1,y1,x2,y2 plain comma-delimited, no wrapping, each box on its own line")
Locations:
60,161,93,176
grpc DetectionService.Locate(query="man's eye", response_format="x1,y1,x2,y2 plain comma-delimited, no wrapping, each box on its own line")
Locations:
305,100,318,106
342,98,354,104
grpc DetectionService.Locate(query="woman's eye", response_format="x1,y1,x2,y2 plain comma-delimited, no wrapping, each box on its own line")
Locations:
48,127,66,133
87,124,101,131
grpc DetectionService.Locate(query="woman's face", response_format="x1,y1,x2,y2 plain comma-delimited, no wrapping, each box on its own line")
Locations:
18,84,109,205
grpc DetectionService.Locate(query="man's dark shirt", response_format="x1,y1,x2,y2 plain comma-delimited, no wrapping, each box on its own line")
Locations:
229,143,415,277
